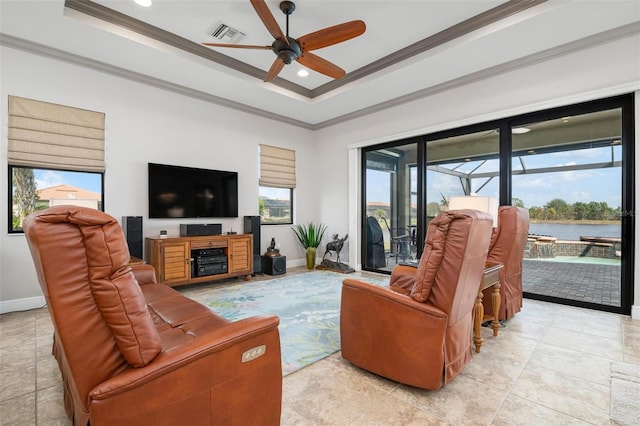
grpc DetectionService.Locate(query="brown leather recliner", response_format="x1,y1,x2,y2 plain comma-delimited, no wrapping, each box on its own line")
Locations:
23,206,282,426
482,206,530,321
340,210,493,390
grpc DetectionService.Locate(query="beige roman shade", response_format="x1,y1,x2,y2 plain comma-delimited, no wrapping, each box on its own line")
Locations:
8,95,105,173
259,144,296,188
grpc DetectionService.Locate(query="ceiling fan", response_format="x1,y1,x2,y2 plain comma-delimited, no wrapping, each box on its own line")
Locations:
202,0,366,82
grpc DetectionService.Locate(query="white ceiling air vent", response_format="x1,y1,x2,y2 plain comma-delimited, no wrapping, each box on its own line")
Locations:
207,21,246,44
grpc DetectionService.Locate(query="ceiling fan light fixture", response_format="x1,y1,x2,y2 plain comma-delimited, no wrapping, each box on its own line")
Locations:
277,49,297,64
297,69,309,77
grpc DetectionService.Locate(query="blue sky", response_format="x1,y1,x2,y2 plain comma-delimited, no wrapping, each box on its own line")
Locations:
35,169,102,194
35,146,621,210
368,146,622,210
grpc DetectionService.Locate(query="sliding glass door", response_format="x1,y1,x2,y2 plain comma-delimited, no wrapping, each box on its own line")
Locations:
512,107,625,308
363,141,419,272
361,94,633,315
425,127,500,226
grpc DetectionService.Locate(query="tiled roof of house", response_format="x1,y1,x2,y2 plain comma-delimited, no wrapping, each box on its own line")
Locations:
37,184,100,201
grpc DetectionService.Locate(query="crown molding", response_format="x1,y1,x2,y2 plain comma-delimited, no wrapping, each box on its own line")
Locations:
64,0,546,99
0,33,314,129
2,21,637,131
314,21,640,129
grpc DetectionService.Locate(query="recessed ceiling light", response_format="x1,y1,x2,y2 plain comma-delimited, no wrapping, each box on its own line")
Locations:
512,127,531,134
297,69,309,77
135,0,152,7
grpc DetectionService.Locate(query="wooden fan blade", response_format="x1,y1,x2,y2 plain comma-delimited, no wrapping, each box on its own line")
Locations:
202,42,272,50
264,58,285,82
296,52,345,80
297,20,366,52
250,0,288,45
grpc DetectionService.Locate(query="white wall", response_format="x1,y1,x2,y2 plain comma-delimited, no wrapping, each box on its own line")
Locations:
2,33,640,317
0,46,319,311
314,35,640,318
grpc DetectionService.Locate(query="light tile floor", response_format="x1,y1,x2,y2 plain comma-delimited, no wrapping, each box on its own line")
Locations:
1,267,639,425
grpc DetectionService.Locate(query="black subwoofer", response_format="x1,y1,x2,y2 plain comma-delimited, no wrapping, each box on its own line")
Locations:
262,255,286,276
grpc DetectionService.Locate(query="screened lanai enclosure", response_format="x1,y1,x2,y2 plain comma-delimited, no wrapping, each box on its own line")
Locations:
361,95,633,314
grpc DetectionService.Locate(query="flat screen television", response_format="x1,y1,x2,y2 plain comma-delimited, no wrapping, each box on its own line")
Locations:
148,163,238,219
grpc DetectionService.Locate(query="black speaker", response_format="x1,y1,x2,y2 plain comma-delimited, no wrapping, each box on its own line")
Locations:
180,223,222,237
243,216,261,255
122,216,143,259
262,255,286,276
244,216,262,274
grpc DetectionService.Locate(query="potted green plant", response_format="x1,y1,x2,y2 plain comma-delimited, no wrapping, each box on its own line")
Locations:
292,222,327,269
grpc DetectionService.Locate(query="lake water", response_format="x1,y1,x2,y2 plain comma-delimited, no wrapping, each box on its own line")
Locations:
528,223,620,241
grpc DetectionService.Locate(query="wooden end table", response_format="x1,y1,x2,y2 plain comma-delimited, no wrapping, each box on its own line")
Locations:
474,261,503,353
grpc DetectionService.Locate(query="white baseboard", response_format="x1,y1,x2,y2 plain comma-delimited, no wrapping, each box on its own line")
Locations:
0,296,46,314
632,305,640,321
287,259,305,268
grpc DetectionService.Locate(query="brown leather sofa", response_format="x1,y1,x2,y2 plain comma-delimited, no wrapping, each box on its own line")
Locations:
482,206,530,321
23,206,282,426
340,210,493,390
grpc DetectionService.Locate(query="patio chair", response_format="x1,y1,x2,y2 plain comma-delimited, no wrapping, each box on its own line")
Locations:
380,217,412,264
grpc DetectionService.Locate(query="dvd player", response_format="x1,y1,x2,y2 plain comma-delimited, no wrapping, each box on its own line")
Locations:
197,262,228,276
192,248,228,277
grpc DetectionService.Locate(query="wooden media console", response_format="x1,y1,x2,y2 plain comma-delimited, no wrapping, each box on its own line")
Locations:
145,234,253,286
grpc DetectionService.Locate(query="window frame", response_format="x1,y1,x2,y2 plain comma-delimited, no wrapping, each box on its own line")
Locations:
8,165,105,234
259,186,293,225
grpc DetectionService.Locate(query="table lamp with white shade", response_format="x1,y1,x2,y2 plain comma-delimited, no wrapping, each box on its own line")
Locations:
448,196,499,227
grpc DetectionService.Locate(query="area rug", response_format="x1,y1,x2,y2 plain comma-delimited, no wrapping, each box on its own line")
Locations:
190,270,386,376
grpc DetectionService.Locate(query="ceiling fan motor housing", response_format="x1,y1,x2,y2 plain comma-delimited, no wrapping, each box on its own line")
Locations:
273,37,301,64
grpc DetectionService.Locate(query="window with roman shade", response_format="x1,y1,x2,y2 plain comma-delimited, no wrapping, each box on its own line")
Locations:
259,144,295,224
259,144,296,188
7,95,105,233
8,95,105,172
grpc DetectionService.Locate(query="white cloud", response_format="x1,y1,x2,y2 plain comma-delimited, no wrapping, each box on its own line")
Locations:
570,191,592,202
514,177,550,189
36,170,64,189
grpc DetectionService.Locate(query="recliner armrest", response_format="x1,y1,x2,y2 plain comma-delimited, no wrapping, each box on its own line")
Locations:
342,278,447,320
389,264,417,295
88,315,282,425
90,315,280,398
130,264,157,285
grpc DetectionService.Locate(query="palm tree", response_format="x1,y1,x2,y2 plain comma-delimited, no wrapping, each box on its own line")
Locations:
13,168,37,229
